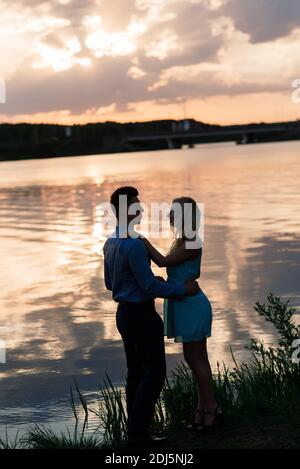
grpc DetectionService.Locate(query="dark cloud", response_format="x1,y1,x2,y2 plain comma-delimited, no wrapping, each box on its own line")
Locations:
51,0,140,30
221,0,300,42
138,1,222,69
150,74,286,103
6,55,152,114
5,52,287,117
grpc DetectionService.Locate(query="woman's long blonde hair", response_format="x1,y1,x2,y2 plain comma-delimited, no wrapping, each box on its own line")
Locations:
170,196,201,252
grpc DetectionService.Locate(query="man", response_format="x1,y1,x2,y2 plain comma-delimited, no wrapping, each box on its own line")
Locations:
103,186,199,446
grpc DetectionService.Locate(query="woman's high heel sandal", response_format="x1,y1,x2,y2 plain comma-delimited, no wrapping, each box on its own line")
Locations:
187,409,204,432
202,404,224,431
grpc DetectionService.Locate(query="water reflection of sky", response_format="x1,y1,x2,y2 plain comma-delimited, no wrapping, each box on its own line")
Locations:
0,141,300,435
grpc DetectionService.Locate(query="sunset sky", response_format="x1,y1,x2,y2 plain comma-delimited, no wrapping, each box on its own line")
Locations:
1,0,300,125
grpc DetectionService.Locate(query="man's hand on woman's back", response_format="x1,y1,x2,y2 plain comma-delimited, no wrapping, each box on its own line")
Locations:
185,279,200,296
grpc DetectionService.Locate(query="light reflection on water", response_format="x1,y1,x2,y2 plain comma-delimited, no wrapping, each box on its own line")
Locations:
0,141,300,437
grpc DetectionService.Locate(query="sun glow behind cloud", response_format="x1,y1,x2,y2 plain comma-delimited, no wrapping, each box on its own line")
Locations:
145,31,180,59
0,1,70,77
31,13,147,73
85,17,146,58
33,37,92,72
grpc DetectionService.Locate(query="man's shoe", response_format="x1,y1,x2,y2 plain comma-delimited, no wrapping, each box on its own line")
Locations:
149,434,168,445
127,434,168,447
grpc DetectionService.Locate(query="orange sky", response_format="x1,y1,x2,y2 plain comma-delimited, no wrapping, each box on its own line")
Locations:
1,0,300,125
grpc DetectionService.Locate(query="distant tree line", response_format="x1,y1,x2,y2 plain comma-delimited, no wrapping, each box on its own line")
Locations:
0,119,299,161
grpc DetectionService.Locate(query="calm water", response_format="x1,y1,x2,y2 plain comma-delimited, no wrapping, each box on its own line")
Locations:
0,141,300,437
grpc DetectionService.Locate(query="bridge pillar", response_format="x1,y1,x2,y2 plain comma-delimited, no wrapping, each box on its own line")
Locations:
167,138,174,149
167,138,181,149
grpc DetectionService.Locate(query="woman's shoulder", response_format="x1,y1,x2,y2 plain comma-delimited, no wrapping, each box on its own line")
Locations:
183,240,202,260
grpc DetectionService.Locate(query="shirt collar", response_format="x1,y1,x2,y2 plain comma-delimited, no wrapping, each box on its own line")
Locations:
115,225,139,239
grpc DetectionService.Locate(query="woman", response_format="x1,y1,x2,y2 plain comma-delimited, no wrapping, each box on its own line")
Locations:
143,197,223,431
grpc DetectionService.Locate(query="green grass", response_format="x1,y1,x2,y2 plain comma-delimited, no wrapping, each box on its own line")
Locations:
0,430,22,450
2,293,300,449
22,425,102,449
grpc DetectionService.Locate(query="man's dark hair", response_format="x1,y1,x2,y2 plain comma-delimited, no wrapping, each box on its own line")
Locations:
110,186,139,219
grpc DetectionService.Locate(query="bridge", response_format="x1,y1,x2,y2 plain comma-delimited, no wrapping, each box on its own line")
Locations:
125,125,294,149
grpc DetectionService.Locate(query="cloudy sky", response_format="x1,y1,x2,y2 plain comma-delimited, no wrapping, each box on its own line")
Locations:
1,0,300,125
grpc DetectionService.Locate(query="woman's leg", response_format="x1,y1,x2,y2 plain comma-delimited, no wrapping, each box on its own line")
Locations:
183,339,217,424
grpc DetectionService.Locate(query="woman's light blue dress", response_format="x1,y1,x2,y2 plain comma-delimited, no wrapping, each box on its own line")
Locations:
164,250,212,343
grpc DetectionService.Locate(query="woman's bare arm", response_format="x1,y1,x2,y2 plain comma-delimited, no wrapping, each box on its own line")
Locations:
142,238,200,267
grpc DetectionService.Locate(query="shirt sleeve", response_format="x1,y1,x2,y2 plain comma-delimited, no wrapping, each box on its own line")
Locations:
103,242,112,291
127,239,186,299
104,258,112,291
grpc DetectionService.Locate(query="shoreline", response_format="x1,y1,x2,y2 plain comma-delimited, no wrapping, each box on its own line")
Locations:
1,118,300,163
0,136,299,164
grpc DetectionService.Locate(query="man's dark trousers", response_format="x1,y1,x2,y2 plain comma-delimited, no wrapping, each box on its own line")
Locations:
116,300,166,439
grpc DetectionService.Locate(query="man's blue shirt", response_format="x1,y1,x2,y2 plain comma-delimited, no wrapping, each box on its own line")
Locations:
103,227,186,302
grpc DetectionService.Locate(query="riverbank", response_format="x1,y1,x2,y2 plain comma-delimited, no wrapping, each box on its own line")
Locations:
4,408,298,449
1,119,300,161
166,410,300,449
1,294,299,450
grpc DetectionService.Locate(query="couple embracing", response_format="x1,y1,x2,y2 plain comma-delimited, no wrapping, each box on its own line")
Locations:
103,186,222,446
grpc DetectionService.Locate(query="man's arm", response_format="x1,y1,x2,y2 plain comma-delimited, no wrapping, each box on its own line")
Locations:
103,243,112,291
127,239,186,299
142,237,200,267
104,258,112,291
